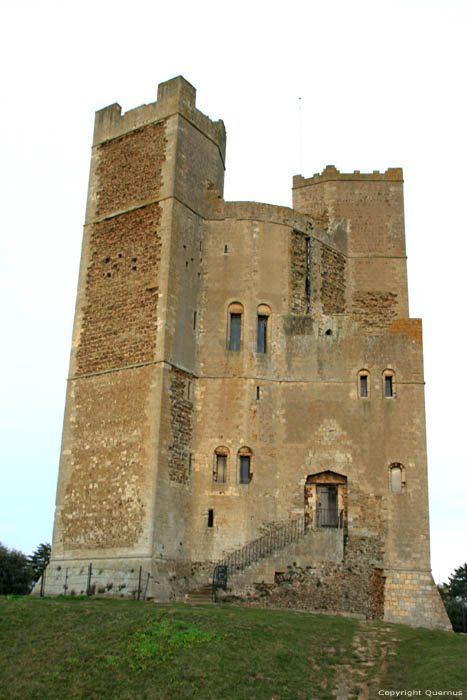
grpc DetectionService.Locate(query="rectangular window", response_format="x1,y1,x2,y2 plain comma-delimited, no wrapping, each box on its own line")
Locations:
385,376,393,397
360,375,368,397
391,467,402,493
229,314,241,351
256,315,268,353
208,509,214,527
215,454,226,483
239,456,251,484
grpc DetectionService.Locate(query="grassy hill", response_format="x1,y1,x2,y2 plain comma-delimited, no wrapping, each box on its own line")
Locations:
0,596,465,699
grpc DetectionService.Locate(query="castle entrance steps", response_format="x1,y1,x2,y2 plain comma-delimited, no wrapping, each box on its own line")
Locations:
216,522,344,594
183,584,214,605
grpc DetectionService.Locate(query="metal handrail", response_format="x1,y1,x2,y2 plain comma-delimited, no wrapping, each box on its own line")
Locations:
219,515,306,577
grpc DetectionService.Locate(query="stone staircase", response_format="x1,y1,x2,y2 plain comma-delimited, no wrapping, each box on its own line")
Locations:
215,517,344,595
183,584,213,605
220,515,307,577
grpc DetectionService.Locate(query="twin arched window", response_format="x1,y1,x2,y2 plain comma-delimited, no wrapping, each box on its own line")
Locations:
357,369,396,398
227,302,271,353
213,446,253,485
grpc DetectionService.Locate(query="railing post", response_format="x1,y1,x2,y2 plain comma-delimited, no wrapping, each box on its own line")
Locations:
143,573,150,601
137,566,142,601
213,515,307,579
86,563,93,596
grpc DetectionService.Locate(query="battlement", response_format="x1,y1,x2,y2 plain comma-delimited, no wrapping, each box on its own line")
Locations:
92,75,226,163
293,165,403,189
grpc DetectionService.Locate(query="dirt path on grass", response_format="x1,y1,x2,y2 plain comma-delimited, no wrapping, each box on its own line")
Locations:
332,620,400,700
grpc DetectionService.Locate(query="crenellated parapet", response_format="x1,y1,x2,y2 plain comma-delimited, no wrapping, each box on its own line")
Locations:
293,165,403,188
93,76,226,167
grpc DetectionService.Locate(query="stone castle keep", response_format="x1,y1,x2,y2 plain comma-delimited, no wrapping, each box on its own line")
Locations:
46,76,449,629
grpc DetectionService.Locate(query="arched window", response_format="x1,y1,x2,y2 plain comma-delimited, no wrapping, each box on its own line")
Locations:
389,463,406,493
358,369,370,398
383,369,396,398
227,302,243,351
238,446,253,484
256,304,272,354
213,446,229,484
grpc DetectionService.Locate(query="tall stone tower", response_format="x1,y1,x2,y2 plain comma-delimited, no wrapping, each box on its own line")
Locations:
47,77,449,629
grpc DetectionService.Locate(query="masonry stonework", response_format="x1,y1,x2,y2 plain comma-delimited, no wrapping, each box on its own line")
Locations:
45,77,450,631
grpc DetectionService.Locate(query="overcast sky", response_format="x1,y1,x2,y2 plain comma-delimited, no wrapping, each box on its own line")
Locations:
1,0,465,583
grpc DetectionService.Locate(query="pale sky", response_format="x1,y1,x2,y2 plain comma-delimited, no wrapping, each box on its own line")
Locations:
1,0,466,584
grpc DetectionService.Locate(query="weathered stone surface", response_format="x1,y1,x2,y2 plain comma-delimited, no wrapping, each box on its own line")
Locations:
48,77,450,631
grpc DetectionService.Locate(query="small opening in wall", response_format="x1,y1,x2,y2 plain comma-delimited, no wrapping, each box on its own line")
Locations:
193,311,197,329
132,258,137,263
105,257,110,263
208,509,214,528
256,386,260,400
360,375,368,398
106,272,111,278
132,266,137,271
325,329,332,336
224,244,228,253
229,312,242,351
187,381,191,400
189,453,192,474
239,455,251,484
118,253,123,258
185,261,189,267
385,375,393,397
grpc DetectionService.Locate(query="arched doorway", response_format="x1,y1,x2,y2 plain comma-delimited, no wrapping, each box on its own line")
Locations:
304,471,347,530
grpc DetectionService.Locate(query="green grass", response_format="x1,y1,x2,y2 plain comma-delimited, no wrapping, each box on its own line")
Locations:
0,596,465,699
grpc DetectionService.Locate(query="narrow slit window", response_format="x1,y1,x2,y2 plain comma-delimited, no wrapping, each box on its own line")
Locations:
208,509,214,527
256,386,260,401
360,375,368,397
214,454,227,483
257,315,268,353
229,313,241,351
193,311,197,329
239,456,251,484
385,375,393,397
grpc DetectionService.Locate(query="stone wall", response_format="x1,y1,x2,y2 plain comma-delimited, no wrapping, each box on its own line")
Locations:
320,243,346,314
230,535,384,620
76,204,162,374
59,366,154,550
290,231,308,314
168,367,194,485
384,569,452,630
351,291,397,330
96,121,167,217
